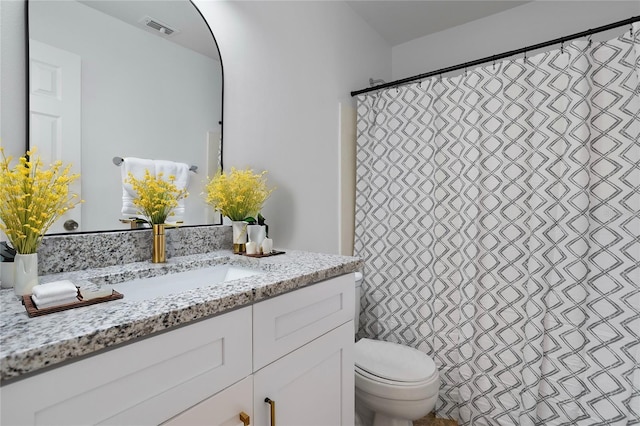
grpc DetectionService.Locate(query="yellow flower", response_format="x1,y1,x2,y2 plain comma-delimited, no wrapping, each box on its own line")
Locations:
0,147,81,254
204,167,274,221
125,169,188,224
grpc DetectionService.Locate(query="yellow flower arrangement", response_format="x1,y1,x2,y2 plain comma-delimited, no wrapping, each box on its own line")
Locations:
0,148,81,254
126,170,188,224
205,167,274,221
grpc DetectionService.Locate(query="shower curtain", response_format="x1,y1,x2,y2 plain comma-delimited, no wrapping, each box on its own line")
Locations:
355,23,639,426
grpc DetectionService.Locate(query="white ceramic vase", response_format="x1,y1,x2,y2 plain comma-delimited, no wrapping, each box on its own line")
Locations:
231,221,248,254
247,225,266,250
14,253,39,297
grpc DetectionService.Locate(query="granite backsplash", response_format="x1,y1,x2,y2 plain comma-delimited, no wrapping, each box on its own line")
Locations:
37,225,232,275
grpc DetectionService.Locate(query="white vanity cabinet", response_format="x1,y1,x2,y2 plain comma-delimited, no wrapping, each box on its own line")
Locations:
0,306,253,426
1,273,355,426
253,323,354,426
168,273,356,426
252,273,355,426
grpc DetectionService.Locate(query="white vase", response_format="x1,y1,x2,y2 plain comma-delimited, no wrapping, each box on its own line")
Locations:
247,225,266,251
231,221,248,254
14,253,39,297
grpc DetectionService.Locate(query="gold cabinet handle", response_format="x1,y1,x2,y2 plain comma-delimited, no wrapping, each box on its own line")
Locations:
239,411,250,426
264,398,276,426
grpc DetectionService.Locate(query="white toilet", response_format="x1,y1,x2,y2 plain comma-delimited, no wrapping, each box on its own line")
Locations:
354,273,439,426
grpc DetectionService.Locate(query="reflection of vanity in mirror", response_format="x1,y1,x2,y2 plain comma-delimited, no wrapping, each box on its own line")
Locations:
28,0,223,234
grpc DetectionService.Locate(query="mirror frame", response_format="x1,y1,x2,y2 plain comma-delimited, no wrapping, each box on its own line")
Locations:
25,0,224,235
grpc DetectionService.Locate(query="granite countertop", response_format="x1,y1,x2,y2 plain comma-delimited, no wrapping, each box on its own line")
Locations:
0,249,362,383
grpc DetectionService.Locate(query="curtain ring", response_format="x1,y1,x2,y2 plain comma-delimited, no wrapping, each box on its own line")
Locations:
631,23,634,37
587,35,592,48
561,41,564,54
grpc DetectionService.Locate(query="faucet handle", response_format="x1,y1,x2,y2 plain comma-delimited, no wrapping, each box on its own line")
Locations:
163,221,184,229
119,218,148,229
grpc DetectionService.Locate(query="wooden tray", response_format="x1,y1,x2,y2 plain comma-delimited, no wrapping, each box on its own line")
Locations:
240,250,286,258
22,290,124,318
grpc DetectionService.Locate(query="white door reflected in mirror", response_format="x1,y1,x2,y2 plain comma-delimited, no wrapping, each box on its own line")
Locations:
29,40,82,234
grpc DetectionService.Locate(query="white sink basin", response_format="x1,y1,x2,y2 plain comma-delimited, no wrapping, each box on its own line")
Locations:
107,264,263,301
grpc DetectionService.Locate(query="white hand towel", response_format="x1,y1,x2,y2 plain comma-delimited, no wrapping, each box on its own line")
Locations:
154,160,190,222
32,280,78,300
32,290,79,305
32,294,79,309
121,157,155,217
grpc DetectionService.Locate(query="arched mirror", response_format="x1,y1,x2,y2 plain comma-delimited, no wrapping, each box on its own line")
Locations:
27,0,223,234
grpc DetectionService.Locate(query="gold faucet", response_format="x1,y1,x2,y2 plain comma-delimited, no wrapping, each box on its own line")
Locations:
119,219,182,263
151,222,183,263
152,224,166,263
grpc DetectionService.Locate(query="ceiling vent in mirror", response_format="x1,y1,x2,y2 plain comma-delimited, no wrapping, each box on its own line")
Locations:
140,16,179,36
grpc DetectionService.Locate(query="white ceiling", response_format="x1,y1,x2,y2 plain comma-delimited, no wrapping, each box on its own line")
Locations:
346,0,530,46
78,0,530,59
78,0,220,60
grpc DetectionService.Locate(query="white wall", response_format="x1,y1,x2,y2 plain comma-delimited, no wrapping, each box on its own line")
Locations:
0,0,27,159
29,1,221,231
194,0,390,253
392,1,640,81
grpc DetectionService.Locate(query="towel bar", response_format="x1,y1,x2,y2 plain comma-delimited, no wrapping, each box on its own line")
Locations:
112,157,197,173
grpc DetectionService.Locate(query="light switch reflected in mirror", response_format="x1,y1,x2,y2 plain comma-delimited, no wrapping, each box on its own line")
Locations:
27,0,223,234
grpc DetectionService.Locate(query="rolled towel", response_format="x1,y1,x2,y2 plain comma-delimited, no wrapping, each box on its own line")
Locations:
32,294,79,309
32,280,78,300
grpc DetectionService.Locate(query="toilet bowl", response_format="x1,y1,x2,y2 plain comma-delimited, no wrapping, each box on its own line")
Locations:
354,273,439,426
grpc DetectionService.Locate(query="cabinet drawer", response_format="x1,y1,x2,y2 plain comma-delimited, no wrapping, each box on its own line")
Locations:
1,307,252,426
163,376,253,426
253,274,354,370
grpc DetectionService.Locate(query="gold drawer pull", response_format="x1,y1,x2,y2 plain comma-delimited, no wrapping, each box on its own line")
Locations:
264,398,276,426
239,411,250,426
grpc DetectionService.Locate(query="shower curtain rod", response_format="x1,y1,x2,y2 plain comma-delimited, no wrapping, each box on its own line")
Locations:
350,15,640,97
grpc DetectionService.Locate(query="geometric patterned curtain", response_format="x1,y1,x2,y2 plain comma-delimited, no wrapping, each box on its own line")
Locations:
355,23,639,426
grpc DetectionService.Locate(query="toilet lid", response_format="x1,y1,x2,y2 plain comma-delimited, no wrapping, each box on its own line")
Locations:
354,338,436,383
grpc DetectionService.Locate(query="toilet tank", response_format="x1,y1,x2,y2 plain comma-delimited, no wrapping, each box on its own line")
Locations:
354,272,363,326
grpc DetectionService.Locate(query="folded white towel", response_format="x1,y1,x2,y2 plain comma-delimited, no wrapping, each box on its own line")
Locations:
154,160,190,222
32,280,78,300
32,291,79,307
121,157,155,217
32,294,79,309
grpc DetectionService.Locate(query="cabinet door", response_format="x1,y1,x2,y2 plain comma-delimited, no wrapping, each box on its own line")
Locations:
163,376,253,426
253,322,354,426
